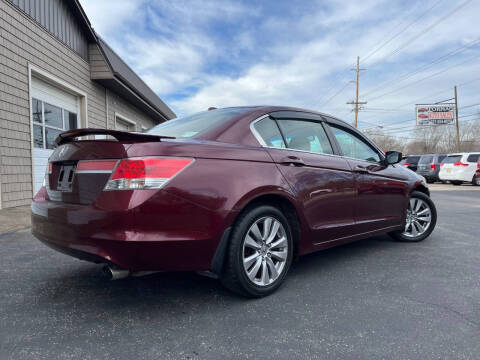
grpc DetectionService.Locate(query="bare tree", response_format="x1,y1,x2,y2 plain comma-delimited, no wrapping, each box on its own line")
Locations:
405,119,480,154
363,128,406,153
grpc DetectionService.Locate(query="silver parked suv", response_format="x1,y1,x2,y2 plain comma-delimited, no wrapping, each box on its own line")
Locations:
416,154,447,183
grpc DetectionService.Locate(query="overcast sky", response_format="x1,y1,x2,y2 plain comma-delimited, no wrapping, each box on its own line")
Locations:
79,0,480,137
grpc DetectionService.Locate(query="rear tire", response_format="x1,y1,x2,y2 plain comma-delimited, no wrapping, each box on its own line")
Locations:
389,191,437,242
220,204,293,298
472,175,480,186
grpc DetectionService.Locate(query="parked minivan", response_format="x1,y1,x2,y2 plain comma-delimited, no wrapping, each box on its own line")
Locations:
416,154,447,183
439,152,480,185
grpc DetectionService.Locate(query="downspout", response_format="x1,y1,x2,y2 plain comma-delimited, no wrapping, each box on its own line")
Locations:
105,87,109,129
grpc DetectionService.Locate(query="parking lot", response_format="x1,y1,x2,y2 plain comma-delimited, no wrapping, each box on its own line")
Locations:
0,185,479,360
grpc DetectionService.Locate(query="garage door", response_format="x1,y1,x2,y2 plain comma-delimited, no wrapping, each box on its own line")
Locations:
31,77,80,194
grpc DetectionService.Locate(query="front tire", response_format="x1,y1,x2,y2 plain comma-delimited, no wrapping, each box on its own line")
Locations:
389,191,437,242
221,204,293,298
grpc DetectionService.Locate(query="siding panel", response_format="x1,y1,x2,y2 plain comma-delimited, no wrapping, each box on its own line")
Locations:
0,0,161,208
7,0,88,60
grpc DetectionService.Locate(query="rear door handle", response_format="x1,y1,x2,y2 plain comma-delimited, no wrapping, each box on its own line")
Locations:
353,165,369,173
279,155,305,167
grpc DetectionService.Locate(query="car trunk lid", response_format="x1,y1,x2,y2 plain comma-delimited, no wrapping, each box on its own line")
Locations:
46,129,175,205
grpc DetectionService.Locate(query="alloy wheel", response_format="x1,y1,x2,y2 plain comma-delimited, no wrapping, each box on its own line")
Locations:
402,197,432,238
242,216,288,287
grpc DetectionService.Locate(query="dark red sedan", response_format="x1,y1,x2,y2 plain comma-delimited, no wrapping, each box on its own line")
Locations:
32,106,437,297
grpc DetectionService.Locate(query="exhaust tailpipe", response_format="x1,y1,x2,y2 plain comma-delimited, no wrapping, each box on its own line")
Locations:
102,265,130,280
102,266,161,280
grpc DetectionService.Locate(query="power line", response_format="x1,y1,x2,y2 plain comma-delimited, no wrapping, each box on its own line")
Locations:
359,101,480,131
361,38,480,98
365,114,480,135
367,55,480,102
362,0,444,64
358,77,480,124
319,81,352,107
366,0,474,69
366,117,480,139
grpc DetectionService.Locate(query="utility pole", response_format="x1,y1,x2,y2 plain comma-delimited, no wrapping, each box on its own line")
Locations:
347,56,367,128
454,85,460,152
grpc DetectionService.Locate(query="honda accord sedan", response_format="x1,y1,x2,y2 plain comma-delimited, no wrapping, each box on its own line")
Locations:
31,106,437,297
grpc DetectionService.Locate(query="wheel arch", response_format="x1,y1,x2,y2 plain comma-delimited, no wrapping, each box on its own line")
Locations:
412,182,430,197
211,190,306,276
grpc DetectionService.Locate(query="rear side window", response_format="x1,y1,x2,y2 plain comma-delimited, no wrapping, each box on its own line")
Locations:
277,119,333,154
419,156,433,164
467,154,480,163
438,155,446,163
329,125,380,163
253,117,286,148
443,155,462,164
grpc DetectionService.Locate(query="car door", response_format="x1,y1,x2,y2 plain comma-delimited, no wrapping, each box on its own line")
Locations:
326,122,410,234
252,113,356,244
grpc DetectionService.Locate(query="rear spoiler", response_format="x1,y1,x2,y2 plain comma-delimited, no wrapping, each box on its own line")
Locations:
55,128,175,145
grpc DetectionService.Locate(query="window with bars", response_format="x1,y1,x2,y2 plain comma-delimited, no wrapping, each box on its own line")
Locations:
32,98,78,149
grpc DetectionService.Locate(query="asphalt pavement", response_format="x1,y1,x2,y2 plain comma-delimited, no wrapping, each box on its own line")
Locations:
0,188,479,360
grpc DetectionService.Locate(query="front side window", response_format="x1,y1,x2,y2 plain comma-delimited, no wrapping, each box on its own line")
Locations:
330,125,380,162
148,107,254,138
277,119,333,155
253,117,286,148
32,98,78,150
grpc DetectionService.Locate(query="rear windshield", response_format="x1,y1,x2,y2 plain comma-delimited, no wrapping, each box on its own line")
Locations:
406,156,420,164
443,155,461,164
419,156,433,164
467,154,480,162
147,107,254,138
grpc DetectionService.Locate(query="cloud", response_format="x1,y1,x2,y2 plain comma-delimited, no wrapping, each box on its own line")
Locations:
79,0,480,135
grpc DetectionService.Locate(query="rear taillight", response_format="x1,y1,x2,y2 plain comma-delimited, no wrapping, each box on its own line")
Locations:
430,164,436,170
440,163,444,167
477,160,480,170
104,157,194,190
453,161,468,167
403,162,410,167
47,162,52,174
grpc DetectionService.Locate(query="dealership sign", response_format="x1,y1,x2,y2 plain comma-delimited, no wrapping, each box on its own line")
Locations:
415,104,456,126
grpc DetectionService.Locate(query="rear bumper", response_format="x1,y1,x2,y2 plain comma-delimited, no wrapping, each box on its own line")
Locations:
416,170,438,180
439,170,472,182
31,187,230,271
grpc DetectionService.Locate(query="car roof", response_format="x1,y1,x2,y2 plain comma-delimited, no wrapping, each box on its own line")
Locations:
201,105,384,154
240,105,346,122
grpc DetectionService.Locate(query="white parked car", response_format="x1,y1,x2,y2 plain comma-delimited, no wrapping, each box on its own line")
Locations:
439,152,480,185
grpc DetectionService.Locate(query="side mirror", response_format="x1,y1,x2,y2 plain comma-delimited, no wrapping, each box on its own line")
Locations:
384,151,402,165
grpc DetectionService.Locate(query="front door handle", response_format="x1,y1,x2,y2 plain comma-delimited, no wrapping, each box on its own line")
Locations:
353,165,369,173
279,155,305,167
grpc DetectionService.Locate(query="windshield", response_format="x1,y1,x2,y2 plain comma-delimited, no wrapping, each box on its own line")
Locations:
147,107,255,138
